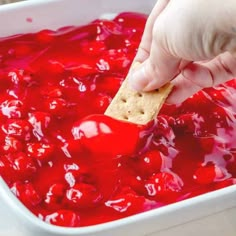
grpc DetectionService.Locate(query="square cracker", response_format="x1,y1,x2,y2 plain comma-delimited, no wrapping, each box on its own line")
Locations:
105,65,173,125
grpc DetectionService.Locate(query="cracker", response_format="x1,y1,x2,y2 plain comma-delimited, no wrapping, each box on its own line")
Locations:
105,63,173,125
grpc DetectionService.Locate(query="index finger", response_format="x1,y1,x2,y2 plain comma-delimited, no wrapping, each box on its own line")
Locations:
134,0,170,63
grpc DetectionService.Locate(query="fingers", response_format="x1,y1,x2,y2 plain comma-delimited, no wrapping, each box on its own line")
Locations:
130,34,190,91
134,0,170,63
166,52,236,104
129,0,191,92
167,63,210,104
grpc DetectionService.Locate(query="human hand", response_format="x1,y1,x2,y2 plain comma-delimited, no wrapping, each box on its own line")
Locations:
129,0,236,104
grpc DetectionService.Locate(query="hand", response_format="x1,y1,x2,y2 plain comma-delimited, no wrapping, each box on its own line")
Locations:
129,0,236,104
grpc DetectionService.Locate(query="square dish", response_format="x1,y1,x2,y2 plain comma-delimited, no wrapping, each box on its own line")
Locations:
0,0,236,236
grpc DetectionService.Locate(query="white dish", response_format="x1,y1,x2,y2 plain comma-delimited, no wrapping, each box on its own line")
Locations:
0,0,236,236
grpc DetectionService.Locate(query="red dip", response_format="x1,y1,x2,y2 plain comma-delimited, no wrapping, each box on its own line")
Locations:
0,12,235,227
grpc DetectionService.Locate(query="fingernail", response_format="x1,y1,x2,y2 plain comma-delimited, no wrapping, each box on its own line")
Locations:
129,66,149,91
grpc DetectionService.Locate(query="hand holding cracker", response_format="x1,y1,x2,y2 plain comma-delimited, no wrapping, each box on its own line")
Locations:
129,0,236,104
105,62,173,125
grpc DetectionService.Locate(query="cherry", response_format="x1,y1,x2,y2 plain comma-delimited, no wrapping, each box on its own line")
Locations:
133,150,163,178
27,142,54,162
114,12,147,30
36,29,55,44
11,182,41,207
0,99,27,119
193,162,228,185
105,192,145,215
120,169,145,194
210,106,231,128
92,19,122,34
44,97,68,117
174,113,204,134
71,114,143,156
214,178,236,190
2,119,32,141
45,183,66,210
144,172,183,202
65,183,102,209
28,112,51,140
44,210,80,227
98,49,132,73
197,136,215,153
1,136,23,153
7,69,33,85
11,152,37,180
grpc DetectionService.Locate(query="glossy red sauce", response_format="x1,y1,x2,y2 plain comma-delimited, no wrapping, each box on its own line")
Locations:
0,12,235,227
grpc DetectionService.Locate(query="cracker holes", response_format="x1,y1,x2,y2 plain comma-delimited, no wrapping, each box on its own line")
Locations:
122,115,129,120
120,97,127,103
137,92,143,98
139,109,145,115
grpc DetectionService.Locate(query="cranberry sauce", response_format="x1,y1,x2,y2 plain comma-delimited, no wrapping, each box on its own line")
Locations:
0,12,235,227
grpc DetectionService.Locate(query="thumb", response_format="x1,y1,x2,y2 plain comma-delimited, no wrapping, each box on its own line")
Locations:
129,40,187,91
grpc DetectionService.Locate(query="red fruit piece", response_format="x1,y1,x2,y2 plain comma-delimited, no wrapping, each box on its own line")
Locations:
214,178,236,190
121,171,145,194
44,97,67,117
210,107,231,128
198,136,215,153
36,29,55,44
193,162,228,185
11,152,37,180
7,69,33,85
93,19,122,34
2,119,32,141
97,49,132,73
65,183,102,209
28,112,51,140
64,164,93,185
0,99,27,118
44,210,80,227
144,172,183,202
105,34,127,49
114,12,147,30
135,150,163,177
154,116,175,139
71,114,143,156
1,136,23,153
27,142,54,162
45,183,66,210
105,192,145,215
11,182,42,207
174,113,204,134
